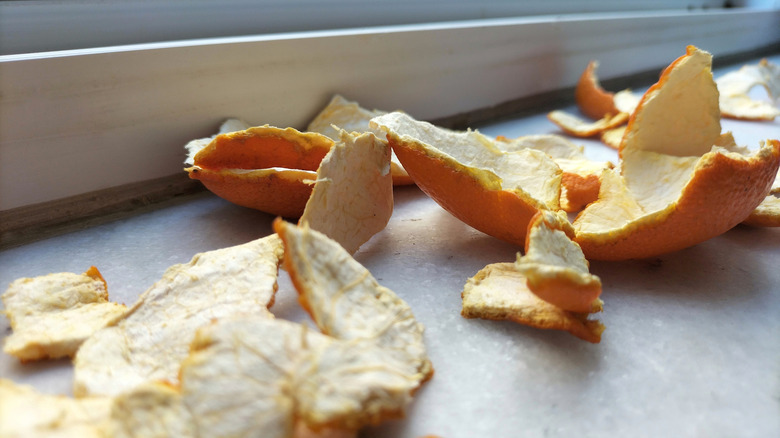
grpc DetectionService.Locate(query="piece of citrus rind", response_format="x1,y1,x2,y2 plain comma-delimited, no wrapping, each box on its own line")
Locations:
0,378,111,438
185,125,334,216
73,233,283,397
573,141,780,260
299,130,393,254
497,134,612,213
717,58,780,121
186,166,317,217
548,110,629,138
109,383,195,438
371,111,561,246
516,211,603,313
613,89,641,115
307,94,414,186
574,60,619,120
1,267,127,362
742,194,780,227
620,46,721,157
600,125,626,150
461,263,604,343
184,118,251,166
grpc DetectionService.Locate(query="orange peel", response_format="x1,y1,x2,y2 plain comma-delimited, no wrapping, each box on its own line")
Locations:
461,263,604,343
186,125,334,217
742,194,780,227
547,110,628,138
307,94,414,185
717,58,780,121
371,112,561,246
600,125,626,150
573,46,780,260
1,267,126,361
516,211,602,313
575,60,618,119
498,134,613,212
299,130,393,254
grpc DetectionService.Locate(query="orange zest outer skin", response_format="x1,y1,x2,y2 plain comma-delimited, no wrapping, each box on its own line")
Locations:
387,134,543,246
189,167,314,218
575,60,618,120
194,128,332,171
561,173,601,213
576,140,780,260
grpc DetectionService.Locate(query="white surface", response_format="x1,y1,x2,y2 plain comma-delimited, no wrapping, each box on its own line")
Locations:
1,59,779,437
2,9,779,211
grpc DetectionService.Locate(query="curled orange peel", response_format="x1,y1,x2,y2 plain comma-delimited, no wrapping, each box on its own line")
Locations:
186,125,334,217
573,46,780,260
371,112,562,246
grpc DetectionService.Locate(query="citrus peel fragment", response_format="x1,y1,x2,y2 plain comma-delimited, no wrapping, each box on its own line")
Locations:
742,194,780,227
73,234,283,397
547,110,628,138
299,130,393,254
461,263,604,343
307,94,414,185
516,211,602,313
371,112,561,246
186,125,334,217
717,58,780,121
575,60,618,120
1,267,126,361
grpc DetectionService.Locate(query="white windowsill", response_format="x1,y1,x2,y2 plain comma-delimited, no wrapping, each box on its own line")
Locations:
1,8,779,213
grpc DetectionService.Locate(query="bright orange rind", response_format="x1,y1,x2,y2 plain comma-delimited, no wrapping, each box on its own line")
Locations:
371,112,561,246
186,125,334,217
516,211,602,313
573,46,780,260
547,110,628,138
575,60,619,120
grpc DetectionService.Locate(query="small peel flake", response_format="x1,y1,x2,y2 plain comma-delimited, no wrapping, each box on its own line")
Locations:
1,267,126,361
742,194,780,227
307,94,413,185
73,234,283,397
516,211,602,313
547,110,628,138
0,379,110,438
461,263,604,343
300,130,393,254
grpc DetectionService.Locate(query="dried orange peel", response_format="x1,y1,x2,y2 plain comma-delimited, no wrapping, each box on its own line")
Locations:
547,110,628,138
73,234,284,397
371,111,561,246
1,267,126,361
575,60,619,120
497,134,613,212
186,125,334,217
461,263,604,343
299,129,393,254
573,46,780,260
108,221,431,436
307,94,414,185
516,211,602,313
716,58,780,121
743,194,780,227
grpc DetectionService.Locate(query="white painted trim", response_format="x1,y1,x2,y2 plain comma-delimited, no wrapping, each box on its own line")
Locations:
1,9,779,210
1,0,726,55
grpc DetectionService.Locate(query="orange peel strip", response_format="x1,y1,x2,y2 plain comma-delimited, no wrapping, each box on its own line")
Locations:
307,94,414,185
516,211,602,313
461,263,604,343
371,112,561,246
600,125,626,150
186,125,334,217
299,130,393,254
717,58,780,121
1,267,126,361
547,110,629,138
742,194,780,227
575,60,619,120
